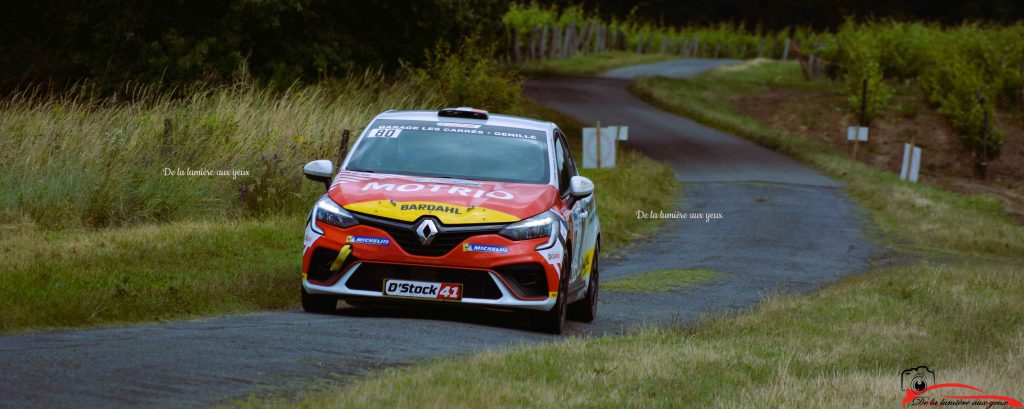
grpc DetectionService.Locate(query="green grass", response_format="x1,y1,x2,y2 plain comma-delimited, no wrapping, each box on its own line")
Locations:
603,268,723,292
233,59,1024,409
0,85,679,333
519,51,674,77
0,218,300,332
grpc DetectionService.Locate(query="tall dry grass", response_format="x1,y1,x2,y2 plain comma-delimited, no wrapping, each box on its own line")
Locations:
0,72,441,229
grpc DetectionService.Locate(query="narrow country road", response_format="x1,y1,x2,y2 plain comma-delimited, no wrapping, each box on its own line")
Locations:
0,60,879,408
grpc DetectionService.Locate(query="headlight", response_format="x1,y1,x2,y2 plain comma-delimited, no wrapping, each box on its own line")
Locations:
312,196,358,231
499,210,558,248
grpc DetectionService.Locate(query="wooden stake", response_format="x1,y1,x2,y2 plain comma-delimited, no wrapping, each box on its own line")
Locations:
337,129,351,169
595,121,601,168
860,78,868,127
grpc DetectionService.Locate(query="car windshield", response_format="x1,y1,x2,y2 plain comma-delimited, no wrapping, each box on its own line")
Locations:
346,119,550,184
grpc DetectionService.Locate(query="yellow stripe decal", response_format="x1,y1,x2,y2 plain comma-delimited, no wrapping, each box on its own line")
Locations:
580,246,596,279
329,244,352,272
343,201,521,224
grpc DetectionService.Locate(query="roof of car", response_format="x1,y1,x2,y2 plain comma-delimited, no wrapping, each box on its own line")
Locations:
373,110,554,133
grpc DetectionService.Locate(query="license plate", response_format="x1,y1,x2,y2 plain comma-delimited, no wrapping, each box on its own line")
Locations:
382,279,463,301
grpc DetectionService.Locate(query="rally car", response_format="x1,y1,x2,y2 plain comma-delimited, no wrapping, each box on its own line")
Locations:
300,107,600,334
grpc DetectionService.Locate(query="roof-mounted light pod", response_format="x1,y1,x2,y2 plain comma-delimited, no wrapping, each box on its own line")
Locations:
438,107,489,120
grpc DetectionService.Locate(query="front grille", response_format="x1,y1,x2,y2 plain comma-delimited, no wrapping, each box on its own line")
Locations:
307,248,339,282
494,263,549,298
351,212,507,257
345,262,502,299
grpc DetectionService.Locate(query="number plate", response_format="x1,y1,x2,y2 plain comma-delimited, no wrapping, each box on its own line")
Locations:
382,279,462,301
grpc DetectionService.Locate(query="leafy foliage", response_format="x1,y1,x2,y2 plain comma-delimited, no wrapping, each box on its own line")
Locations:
920,51,1005,171
844,62,892,126
412,38,523,113
1,0,508,93
820,21,1023,169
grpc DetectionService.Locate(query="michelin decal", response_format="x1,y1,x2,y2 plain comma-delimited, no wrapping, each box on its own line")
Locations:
346,236,391,246
463,243,510,254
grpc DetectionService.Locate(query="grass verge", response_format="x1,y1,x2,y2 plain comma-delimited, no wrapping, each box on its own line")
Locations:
233,60,1024,408
0,218,299,333
603,269,723,292
518,51,674,77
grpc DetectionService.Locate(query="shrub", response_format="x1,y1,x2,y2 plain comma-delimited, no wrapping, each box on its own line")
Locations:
873,22,937,80
413,38,523,113
845,60,892,126
822,21,1018,169
920,52,1004,175
826,21,892,125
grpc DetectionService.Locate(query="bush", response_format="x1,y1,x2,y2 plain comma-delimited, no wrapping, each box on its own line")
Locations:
822,21,1020,169
2,1,510,93
845,60,892,126
825,21,892,125
873,22,937,80
413,38,523,113
920,51,1004,174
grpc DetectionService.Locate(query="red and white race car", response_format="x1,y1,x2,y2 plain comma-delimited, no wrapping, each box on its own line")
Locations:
300,107,600,334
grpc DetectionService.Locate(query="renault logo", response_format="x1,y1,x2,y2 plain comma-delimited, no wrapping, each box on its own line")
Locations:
414,219,439,245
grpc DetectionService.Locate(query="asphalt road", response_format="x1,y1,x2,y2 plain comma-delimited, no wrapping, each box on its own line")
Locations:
0,59,880,408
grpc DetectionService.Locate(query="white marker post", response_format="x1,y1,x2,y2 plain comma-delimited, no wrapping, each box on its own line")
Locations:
899,143,923,183
847,126,868,159
582,123,623,169
909,146,922,183
613,126,628,141
900,143,912,180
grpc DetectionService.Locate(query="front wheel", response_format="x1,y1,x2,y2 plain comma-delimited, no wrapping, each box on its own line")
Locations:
569,244,599,323
532,278,567,334
301,287,337,313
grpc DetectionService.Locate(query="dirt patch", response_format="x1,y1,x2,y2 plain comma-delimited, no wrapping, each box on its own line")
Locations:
732,87,1024,224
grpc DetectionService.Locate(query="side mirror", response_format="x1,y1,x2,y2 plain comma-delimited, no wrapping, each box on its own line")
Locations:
303,160,334,191
569,175,594,199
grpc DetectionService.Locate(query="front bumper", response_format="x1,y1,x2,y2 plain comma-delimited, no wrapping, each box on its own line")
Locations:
303,262,556,311
302,218,562,312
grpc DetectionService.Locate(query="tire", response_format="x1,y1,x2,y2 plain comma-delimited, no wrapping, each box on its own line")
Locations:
533,274,568,334
301,287,337,313
569,243,599,323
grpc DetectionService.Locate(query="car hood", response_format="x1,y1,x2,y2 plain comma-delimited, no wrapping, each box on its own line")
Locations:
327,171,557,225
